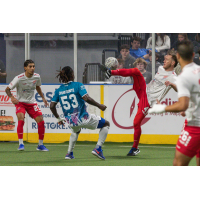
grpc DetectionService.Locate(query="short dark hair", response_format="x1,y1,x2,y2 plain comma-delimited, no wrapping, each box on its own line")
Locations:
24,59,34,67
177,40,194,61
149,52,159,59
120,44,130,50
131,36,141,43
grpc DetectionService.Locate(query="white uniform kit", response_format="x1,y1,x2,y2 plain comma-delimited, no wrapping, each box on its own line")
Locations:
8,72,41,103
147,66,177,107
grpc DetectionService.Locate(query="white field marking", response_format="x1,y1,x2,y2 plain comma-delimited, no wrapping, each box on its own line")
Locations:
27,144,175,148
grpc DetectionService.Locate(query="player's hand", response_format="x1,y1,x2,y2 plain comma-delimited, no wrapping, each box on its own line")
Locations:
180,111,186,117
156,99,161,104
99,104,107,111
57,117,66,126
148,104,166,114
100,65,112,79
43,98,49,107
11,96,19,105
165,81,172,87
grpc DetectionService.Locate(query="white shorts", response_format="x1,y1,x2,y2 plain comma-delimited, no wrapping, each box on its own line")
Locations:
71,114,101,133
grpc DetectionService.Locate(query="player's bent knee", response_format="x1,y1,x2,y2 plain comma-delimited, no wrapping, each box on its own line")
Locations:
103,120,110,127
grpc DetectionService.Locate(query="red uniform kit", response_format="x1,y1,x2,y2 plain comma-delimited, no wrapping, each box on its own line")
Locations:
112,66,177,149
175,62,200,158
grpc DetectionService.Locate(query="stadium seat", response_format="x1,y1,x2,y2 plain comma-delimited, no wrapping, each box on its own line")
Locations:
82,63,105,84
118,34,133,53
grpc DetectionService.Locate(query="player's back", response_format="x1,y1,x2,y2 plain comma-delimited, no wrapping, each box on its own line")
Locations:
54,81,89,127
178,63,200,126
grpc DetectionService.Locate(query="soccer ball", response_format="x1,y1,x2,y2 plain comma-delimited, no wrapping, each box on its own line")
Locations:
105,57,118,69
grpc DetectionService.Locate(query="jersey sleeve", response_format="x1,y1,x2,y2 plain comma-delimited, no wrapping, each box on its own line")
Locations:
8,76,18,90
111,68,142,77
78,83,87,97
51,88,59,103
36,76,42,86
176,74,191,98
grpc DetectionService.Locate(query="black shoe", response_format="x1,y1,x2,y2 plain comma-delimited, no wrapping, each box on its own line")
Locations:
127,148,140,156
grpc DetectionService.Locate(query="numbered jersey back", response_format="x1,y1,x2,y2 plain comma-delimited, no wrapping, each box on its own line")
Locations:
51,81,89,126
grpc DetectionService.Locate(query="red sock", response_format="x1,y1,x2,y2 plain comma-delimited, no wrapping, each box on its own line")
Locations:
17,120,24,139
38,121,45,140
132,108,145,149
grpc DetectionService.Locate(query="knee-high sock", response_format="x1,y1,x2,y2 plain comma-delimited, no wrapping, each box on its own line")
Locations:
97,126,109,147
17,120,24,140
38,121,45,140
132,108,145,149
68,130,80,153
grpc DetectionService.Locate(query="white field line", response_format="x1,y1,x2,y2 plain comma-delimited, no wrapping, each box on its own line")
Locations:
27,144,175,148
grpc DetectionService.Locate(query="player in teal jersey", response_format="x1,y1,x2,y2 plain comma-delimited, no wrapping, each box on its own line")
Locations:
50,66,110,160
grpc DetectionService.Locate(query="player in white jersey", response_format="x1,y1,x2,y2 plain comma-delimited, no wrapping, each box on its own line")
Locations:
101,52,178,156
149,41,200,166
5,59,49,151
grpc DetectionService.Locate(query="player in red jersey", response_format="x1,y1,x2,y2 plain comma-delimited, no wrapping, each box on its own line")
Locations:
5,59,49,151
149,41,200,166
101,52,178,156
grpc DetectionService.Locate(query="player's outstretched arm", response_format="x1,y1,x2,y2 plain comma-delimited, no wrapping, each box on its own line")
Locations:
82,94,107,111
165,81,177,92
112,68,141,77
36,86,49,107
5,86,19,105
50,102,66,125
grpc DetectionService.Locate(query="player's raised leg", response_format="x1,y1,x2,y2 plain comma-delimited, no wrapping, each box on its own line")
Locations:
34,115,49,151
65,128,81,159
92,118,110,160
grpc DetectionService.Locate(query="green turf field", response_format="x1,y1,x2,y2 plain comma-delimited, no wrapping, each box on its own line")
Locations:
0,141,197,166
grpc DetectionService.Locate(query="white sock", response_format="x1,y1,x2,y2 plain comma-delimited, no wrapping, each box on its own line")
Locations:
97,126,109,146
68,130,80,153
19,139,24,145
39,140,43,146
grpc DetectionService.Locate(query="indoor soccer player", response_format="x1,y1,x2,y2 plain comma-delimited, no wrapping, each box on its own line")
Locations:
5,59,49,151
149,41,200,166
101,53,178,156
50,66,110,160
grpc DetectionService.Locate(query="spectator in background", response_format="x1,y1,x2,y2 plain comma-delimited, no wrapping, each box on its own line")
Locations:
118,44,136,69
146,33,170,52
0,59,7,83
134,58,152,84
146,52,161,74
129,36,152,62
106,57,132,84
171,33,188,50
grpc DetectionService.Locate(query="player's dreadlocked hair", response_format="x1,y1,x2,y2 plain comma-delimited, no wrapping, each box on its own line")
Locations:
56,66,74,83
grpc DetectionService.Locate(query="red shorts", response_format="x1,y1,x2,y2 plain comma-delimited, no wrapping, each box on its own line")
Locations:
176,124,200,158
15,102,42,119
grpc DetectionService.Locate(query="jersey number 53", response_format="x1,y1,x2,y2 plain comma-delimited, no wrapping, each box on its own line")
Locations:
61,94,78,110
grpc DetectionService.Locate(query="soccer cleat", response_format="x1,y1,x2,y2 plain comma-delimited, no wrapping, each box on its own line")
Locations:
127,147,140,156
36,145,49,151
65,152,75,159
92,147,105,160
100,65,112,79
18,144,25,151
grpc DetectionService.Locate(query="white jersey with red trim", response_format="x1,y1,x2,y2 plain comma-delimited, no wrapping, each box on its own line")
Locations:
8,72,41,104
146,66,177,107
176,62,200,127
